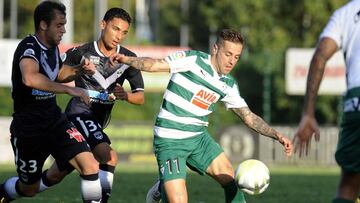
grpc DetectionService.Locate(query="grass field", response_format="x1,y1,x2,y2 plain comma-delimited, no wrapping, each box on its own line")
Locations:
0,163,340,203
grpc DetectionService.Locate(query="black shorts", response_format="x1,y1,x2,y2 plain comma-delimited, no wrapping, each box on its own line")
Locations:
10,114,91,185
55,113,111,172
67,113,111,150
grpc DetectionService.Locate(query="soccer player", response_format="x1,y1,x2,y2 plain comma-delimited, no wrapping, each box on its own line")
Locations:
293,1,360,203
38,7,144,203
110,29,293,203
0,1,102,203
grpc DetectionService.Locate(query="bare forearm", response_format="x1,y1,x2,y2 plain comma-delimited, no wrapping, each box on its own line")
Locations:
303,55,326,116
24,72,71,94
127,91,144,105
57,64,83,83
233,107,280,140
122,56,169,72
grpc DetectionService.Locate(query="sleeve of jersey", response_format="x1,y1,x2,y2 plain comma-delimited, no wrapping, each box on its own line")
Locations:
319,9,343,47
19,45,39,64
62,47,82,66
165,51,194,73
127,68,144,92
221,84,248,109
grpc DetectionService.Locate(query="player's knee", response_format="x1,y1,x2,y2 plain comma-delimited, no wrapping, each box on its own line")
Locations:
45,171,66,185
80,160,99,175
106,151,118,166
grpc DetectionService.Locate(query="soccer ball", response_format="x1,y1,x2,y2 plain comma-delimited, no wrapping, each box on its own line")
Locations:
234,159,270,195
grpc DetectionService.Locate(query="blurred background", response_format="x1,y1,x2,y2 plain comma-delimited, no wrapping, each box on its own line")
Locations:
0,0,348,166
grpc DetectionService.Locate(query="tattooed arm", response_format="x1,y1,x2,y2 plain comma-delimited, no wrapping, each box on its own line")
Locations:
232,107,282,141
110,54,170,72
233,107,292,156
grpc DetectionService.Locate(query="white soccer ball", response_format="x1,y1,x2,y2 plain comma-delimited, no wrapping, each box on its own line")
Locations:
234,159,270,195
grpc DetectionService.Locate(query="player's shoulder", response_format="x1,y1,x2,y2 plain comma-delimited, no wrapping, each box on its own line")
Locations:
119,46,137,57
168,50,208,61
186,50,208,58
68,42,92,53
221,74,237,87
18,35,40,50
334,0,359,17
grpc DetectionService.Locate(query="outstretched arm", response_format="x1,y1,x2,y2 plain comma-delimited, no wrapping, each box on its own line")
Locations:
110,54,170,72
57,58,96,83
232,107,292,157
293,37,338,157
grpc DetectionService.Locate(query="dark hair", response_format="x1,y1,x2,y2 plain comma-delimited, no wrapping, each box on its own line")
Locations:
103,8,132,24
34,1,66,32
216,29,245,46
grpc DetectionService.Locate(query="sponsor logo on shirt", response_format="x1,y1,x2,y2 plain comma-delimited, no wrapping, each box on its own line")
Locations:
31,89,55,100
23,48,35,57
66,127,86,142
169,51,186,61
191,89,219,110
90,55,100,65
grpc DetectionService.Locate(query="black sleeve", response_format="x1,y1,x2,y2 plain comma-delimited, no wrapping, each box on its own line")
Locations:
63,46,83,66
125,67,144,92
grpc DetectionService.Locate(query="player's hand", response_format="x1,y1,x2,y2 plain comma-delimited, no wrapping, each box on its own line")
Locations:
80,57,96,75
109,53,126,67
292,115,320,157
113,83,128,101
277,133,293,157
67,87,90,106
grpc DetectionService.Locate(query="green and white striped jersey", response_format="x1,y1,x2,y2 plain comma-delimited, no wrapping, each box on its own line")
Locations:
154,50,248,139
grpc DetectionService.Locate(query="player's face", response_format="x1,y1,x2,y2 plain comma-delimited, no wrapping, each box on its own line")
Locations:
101,17,129,49
44,10,66,47
212,41,243,75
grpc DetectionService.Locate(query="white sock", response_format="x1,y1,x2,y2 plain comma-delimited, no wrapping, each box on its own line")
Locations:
4,177,20,199
99,169,114,194
80,175,102,202
39,178,50,192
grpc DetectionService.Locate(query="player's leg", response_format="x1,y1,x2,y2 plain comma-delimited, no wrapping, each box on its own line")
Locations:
92,142,118,203
206,153,246,203
52,115,102,203
69,114,117,203
39,161,73,192
0,134,50,201
332,170,360,203
333,113,360,203
153,136,191,203
186,131,245,203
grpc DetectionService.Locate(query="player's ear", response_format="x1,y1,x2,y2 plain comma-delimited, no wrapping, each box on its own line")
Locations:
212,43,218,54
40,20,48,31
100,20,106,30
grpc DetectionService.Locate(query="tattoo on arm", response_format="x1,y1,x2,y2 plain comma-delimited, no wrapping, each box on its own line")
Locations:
127,57,167,72
233,107,279,140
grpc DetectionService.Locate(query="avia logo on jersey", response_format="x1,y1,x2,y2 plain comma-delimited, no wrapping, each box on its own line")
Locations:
66,127,86,142
191,89,219,110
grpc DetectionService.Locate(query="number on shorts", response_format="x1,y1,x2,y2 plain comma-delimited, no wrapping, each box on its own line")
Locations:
18,159,37,173
166,158,180,175
76,117,98,137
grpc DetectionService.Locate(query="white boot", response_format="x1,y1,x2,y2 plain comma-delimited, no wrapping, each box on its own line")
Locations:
146,180,162,203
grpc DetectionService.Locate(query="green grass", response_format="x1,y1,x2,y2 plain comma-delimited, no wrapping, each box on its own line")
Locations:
0,164,340,203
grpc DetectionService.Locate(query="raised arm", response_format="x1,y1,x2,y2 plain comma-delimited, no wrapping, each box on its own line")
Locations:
110,54,170,72
232,107,292,156
293,37,338,157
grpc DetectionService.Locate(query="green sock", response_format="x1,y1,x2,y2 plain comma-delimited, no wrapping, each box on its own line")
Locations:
332,198,355,203
223,180,246,203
